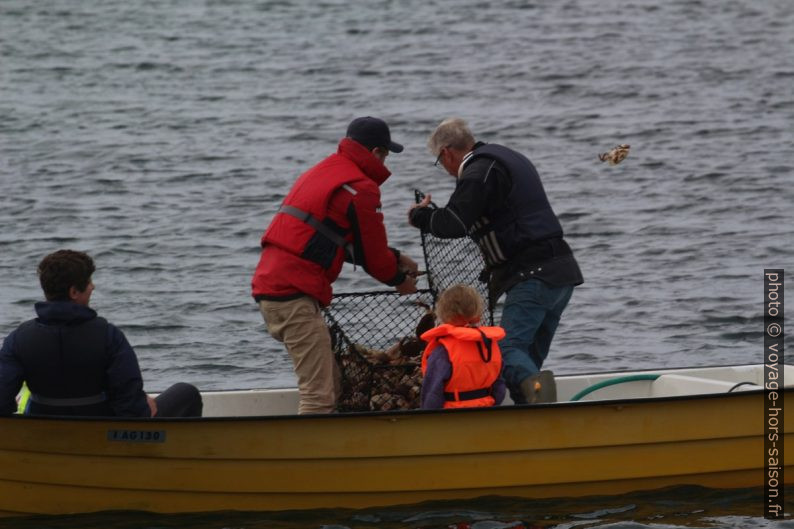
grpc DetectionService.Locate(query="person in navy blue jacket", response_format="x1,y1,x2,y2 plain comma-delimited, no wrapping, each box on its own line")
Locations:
0,249,202,417
409,118,582,404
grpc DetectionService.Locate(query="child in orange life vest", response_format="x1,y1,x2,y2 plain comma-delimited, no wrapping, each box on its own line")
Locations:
420,284,506,409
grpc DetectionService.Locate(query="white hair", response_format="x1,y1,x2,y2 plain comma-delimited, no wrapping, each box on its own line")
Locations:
427,118,476,156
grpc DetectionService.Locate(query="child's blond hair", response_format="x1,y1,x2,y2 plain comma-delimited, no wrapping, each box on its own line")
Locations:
436,284,484,326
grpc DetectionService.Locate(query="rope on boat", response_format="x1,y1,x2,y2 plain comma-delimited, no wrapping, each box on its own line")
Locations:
727,381,760,392
569,374,661,402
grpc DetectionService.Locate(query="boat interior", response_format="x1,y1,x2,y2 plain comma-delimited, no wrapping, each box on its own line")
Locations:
199,363,791,418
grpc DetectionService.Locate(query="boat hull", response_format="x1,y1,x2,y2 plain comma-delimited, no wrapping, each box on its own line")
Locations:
0,388,789,517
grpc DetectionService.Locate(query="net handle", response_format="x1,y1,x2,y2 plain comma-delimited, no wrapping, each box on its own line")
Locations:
414,189,439,306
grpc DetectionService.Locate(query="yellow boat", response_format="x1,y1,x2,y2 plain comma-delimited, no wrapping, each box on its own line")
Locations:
0,363,790,518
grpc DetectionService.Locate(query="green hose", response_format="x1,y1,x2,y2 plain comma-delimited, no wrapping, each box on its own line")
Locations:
570,374,661,402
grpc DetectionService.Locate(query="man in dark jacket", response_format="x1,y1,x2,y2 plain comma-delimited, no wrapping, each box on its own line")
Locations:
252,117,419,414
408,118,583,404
0,250,202,417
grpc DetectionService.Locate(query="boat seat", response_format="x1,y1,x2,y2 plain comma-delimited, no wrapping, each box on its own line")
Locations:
650,374,761,398
201,389,300,417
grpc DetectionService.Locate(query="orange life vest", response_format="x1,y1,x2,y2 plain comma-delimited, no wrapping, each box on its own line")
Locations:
421,324,504,408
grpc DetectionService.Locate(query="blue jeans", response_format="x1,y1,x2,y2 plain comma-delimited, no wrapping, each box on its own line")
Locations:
499,279,573,403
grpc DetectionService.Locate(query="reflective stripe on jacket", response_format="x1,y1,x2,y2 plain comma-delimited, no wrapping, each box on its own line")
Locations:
421,324,505,409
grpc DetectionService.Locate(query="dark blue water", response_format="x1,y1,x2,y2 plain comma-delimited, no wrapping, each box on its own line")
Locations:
1,0,792,526
0,487,789,529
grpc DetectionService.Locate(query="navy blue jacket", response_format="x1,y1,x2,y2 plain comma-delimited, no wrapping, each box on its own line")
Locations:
0,302,150,417
410,142,583,303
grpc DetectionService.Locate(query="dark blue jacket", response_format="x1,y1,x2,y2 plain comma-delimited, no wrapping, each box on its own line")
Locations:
410,142,583,304
0,302,150,417
465,143,563,265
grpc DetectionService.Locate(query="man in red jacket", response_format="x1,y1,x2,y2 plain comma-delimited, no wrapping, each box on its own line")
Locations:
252,117,419,414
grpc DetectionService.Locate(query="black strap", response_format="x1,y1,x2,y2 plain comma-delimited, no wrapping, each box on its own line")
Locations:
444,387,492,402
279,205,354,258
29,392,107,407
476,329,493,363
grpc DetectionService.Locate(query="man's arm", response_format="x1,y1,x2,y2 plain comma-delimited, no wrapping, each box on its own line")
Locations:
347,185,411,287
409,158,507,238
0,331,24,415
104,325,152,417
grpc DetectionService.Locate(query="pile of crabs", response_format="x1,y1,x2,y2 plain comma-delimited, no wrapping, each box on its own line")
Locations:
336,305,435,412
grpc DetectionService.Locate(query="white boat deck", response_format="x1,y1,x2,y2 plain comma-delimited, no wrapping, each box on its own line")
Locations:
199,363,790,417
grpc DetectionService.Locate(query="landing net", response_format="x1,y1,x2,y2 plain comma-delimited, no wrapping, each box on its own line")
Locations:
323,190,492,412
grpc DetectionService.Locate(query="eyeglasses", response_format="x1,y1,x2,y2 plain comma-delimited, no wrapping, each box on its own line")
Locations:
434,147,447,167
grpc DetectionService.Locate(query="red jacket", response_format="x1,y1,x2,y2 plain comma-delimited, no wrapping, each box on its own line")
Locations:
252,138,404,306
421,324,504,408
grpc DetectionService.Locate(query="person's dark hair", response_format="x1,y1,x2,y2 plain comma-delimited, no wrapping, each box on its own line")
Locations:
37,250,95,301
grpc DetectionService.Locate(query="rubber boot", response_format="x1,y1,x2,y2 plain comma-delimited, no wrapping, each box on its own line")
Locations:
519,370,557,404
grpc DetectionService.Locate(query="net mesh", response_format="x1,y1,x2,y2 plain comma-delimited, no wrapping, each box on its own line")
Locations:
323,190,492,412
415,190,494,326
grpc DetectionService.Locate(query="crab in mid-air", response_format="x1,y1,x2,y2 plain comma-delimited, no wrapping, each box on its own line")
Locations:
598,144,630,165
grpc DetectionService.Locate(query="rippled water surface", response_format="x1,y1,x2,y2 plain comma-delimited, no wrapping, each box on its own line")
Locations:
1,0,792,526
0,487,791,529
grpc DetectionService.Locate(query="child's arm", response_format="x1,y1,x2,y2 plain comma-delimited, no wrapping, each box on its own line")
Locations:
492,376,507,405
420,346,451,409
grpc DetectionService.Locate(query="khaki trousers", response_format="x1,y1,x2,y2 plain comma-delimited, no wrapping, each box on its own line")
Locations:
258,297,340,414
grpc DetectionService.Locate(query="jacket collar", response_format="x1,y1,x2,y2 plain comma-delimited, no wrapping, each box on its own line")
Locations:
421,323,505,342
337,137,391,186
459,141,488,178
34,301,98,325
